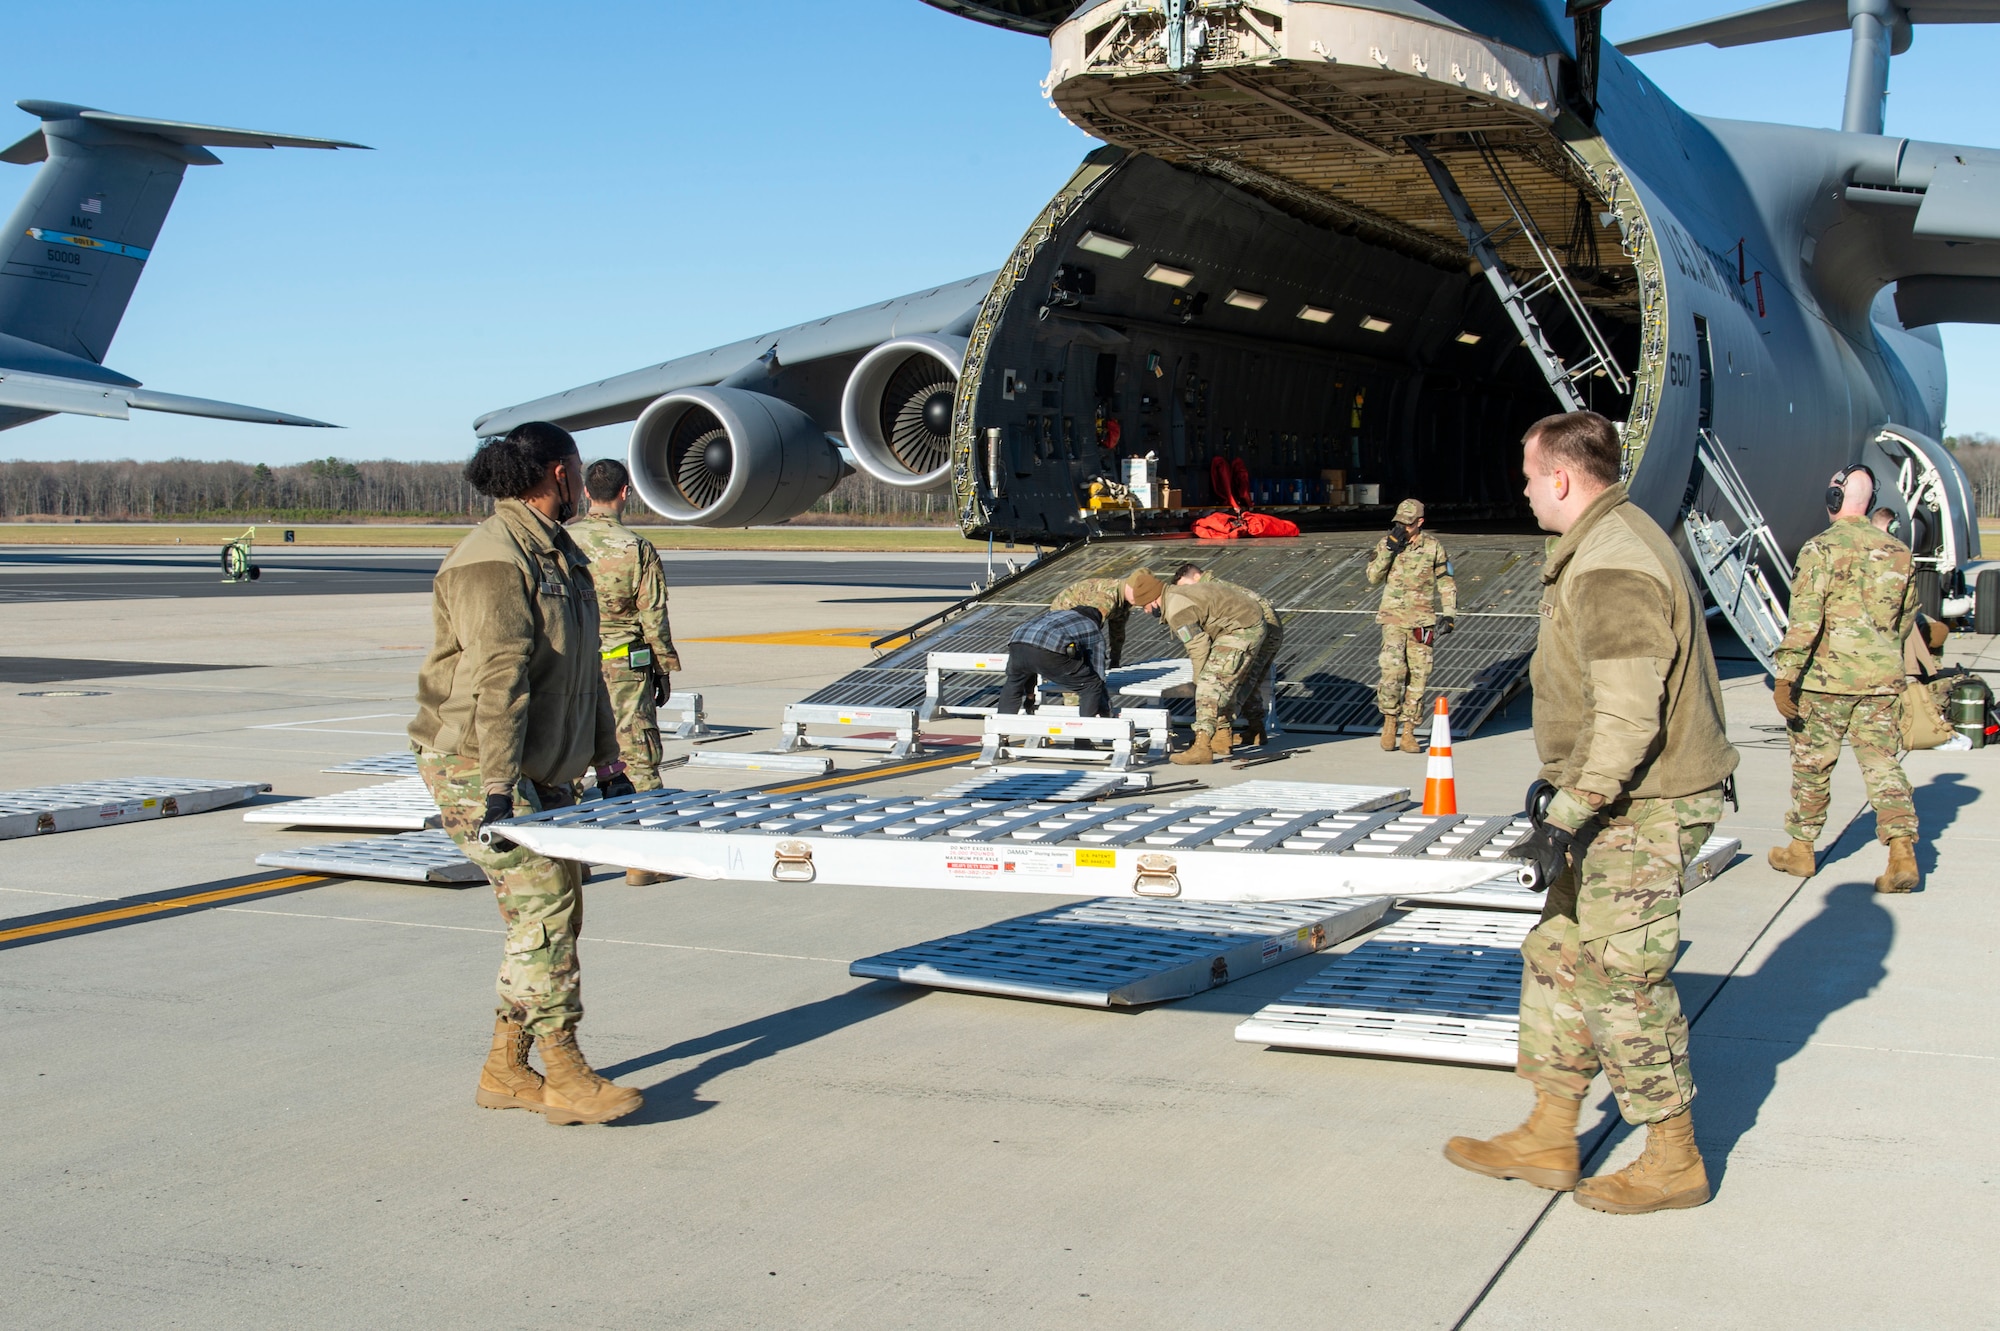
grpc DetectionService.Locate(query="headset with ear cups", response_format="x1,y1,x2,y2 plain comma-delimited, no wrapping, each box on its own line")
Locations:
1825,463,1876,513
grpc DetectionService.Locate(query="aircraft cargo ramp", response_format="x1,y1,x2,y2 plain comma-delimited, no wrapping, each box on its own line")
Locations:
802,532,1545,737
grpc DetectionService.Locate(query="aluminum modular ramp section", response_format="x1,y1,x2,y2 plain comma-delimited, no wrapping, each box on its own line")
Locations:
1,778,271,839
800,532,1545,737
1235,908,1534,1066
1172,781,1408,813
852,895,1391,1007
1399,834,1744,912
243,777,440,830
490,789,1527,902
324,752,420,777
255,830,485,885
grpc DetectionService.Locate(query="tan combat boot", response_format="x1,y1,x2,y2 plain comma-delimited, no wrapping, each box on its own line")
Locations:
1171,733,1215,766
474,1016,545,1114
1210,728,1234,758
625,869,669,886
537,1028,644,1125
1767,839,1816,878
1379,715,1399,751
1875,836,1921,894
1573,1110,1710,1213
1443,1090,1583,1191
1399,720,1421,754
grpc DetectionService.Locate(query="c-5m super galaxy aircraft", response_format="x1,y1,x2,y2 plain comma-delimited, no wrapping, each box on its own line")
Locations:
479,0,2000,671
0,100,367,433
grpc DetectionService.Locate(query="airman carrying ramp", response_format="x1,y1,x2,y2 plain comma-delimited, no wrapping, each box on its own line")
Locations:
801,531,1546,737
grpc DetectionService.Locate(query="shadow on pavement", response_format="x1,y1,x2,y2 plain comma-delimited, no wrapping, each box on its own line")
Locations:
596,981,925,1126
1911,771,1982,877
1687,879,1894,1187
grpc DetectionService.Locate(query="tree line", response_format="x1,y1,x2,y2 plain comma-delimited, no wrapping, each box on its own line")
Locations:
0,456,957,525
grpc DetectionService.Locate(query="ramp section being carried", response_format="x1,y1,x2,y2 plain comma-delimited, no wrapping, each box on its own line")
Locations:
852,895,1390,1007
2,777,270,839
243,777,440,830
1398,833,1742,912
802,532,1545,737
255,830,484,885
1235,908,1532,1066
490,788,1528,903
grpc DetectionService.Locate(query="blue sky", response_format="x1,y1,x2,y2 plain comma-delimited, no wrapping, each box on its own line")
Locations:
6,0,2000,464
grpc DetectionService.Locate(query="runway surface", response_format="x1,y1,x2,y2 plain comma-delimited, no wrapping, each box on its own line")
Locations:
0,545,992,603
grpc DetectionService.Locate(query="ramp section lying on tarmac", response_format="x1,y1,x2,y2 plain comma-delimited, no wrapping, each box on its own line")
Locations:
254,830,484,885
852,896,1391,1007
1235,908,1533,1066
243,778,440,830
801,532,1545,737
1,778,271,839
324,752,419,777
491,789,1528,902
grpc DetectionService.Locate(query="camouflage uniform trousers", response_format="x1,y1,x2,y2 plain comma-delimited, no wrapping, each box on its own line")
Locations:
601,658,664,792
1375,623,1434,718
1516,789,1723,1125
1193,627,1266,735
1784,691,1917,844
415,746,586,1039
1229,622,1284,728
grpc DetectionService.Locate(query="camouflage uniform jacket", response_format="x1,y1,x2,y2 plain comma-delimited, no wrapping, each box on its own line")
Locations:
409,499,619,797
566,512,677,665
1773,516,1916,696
1050,575,1132,667
1162,581,1265,676
1203,576,1279,628
1365,531,1457,627
1531,484,1737,808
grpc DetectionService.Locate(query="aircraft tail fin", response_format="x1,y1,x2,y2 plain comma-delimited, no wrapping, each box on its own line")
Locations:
0,100,368,365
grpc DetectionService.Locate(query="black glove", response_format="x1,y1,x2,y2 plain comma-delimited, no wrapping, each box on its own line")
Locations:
1385,522,1410,555
1438,616,1455,636
1508,779,1582,892
597,772,637,801
479,793,517,851
651,668,669,708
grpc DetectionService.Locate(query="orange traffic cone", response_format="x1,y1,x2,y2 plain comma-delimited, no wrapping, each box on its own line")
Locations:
1421,696,1457,815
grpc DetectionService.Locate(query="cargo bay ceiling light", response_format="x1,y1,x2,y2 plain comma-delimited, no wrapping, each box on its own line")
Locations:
1296,305,1335,324
1359,315,1394,333
1144,262,1195,288
1223,288,1268,311
1076,230,1136,259
1454,331,1483,345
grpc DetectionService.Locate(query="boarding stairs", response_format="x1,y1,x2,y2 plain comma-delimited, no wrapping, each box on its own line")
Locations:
1684,429,1793,676
1408,135,1630,411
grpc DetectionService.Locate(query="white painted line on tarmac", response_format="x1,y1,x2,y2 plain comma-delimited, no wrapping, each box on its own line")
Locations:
250,712,414,735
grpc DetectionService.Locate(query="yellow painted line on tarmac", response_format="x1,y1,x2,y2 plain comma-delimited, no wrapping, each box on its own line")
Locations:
757,749,978,795
690,627,909,649
0,874,328,945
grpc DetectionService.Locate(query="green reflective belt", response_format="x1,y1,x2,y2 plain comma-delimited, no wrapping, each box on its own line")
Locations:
602,643,654,668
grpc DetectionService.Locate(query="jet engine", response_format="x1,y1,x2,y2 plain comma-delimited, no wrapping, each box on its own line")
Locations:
839,334,965,490
628,387,846,527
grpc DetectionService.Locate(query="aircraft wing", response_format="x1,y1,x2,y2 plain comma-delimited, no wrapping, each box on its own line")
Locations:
0,368,335,426
1620,0,2000,56
473,272,996,437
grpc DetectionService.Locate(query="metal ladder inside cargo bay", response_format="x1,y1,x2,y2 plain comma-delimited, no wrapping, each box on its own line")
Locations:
1407,135,1630,411
1683,429,1793,676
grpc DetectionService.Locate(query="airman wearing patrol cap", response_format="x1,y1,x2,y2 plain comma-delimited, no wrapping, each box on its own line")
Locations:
1366,497,1457,753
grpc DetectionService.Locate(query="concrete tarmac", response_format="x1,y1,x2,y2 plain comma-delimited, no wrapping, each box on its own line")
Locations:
0,544,990,602
3,557,1995,1328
